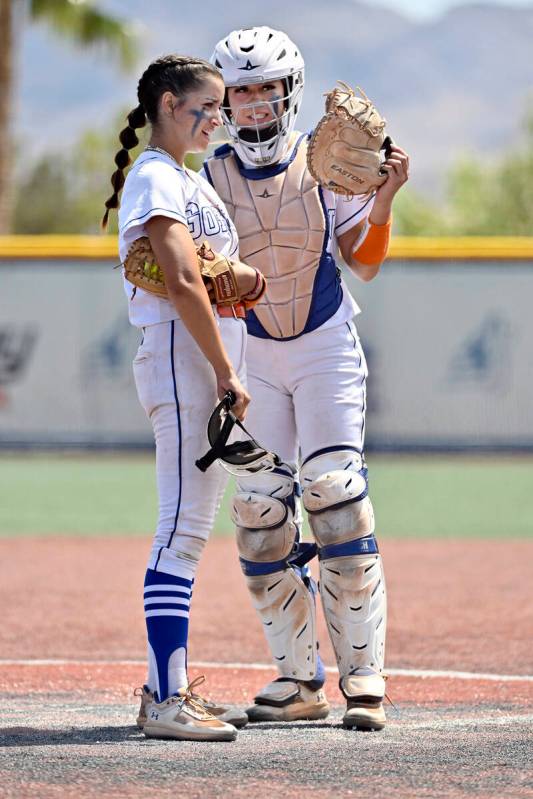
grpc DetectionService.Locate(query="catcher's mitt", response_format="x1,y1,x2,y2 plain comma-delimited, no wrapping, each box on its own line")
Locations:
307,81,392,197
122,237,240,306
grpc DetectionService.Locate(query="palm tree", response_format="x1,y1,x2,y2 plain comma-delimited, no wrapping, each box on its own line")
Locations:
0,0,136,233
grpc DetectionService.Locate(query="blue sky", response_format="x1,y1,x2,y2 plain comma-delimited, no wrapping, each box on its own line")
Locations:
101,0,533,20
381,0,533,15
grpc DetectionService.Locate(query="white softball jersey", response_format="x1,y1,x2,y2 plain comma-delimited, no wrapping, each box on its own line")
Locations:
119,149,239,329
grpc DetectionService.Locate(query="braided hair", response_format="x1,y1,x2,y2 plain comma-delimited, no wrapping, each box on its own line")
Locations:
102,54,221,229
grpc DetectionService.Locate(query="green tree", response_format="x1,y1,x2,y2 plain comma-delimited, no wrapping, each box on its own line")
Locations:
14,157,71,233
446,160,493,235
13,113,217,234
391,188,448,236
14,112,146,234
446,107,533,236
0,0,136,233
394,106,533,236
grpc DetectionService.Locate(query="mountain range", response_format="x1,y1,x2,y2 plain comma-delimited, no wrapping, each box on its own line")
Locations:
16,0,533,197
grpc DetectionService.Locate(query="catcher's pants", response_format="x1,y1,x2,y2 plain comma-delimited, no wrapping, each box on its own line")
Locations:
133,316,247,573
245,319,368,463
242,318,382,686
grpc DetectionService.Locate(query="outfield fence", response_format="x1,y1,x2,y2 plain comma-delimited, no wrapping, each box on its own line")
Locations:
1,236,532,450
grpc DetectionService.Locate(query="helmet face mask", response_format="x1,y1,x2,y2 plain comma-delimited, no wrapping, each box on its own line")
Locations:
212,27,305,166
222,78,299,164
195,393,282,476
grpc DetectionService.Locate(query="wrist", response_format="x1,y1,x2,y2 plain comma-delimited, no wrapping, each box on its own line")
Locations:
367,214,392,227
243,268,263,300
369,199,393,227
214,361,235,381
368,203,392,227
242,269,267,310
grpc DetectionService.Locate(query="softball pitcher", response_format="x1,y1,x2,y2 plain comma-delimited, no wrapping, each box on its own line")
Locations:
204,27,409,730
103,54,264,741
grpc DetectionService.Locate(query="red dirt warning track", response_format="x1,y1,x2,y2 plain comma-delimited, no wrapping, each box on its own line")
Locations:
1,537,532,799
1,537,532,678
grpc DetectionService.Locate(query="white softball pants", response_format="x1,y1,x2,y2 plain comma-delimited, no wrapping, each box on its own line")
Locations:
133,316,247,576
245,319,368,463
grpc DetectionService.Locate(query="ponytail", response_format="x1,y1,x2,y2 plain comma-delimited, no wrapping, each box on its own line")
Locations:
101,104,146,229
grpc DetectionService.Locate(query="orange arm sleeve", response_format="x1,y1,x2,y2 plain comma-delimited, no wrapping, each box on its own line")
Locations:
351,218,392,266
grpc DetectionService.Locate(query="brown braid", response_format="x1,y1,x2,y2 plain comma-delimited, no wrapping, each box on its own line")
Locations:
102,54,221,229
101,105,146,229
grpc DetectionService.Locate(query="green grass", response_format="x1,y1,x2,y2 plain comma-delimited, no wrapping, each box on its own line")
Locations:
0,453,532,538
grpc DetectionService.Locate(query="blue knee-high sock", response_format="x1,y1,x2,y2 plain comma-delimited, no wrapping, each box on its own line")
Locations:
144,567,194,702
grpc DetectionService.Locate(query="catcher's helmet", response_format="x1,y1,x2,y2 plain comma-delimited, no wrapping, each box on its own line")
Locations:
196,392,281,475
211,26,304,166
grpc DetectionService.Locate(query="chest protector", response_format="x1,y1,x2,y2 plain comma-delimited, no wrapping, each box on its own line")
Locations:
206,135,339,340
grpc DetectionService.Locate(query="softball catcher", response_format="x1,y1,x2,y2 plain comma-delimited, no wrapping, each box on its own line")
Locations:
205,26,409,730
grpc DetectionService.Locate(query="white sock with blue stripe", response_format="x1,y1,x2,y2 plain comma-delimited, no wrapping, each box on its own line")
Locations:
144,564,196,702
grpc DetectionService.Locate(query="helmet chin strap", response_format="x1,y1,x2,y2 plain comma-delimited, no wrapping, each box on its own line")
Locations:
238,121,279,144
236,136,292,169
195,392,282,474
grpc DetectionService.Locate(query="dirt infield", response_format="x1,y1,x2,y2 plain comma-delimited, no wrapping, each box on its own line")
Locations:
1,537,532,798
2,537,532,672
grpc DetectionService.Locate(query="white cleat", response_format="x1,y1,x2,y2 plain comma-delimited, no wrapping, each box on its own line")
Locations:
135,678,248,730
246,678,330,722
139,677,238,742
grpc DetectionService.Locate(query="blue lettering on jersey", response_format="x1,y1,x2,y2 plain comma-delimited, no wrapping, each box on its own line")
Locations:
186,201,229,240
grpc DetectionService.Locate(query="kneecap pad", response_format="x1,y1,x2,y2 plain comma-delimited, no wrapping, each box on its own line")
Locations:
301,450,374,547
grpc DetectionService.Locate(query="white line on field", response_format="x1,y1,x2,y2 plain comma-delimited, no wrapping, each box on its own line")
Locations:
0,659,532,682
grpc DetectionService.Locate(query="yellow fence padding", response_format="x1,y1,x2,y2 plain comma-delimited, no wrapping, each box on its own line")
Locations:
1,235,533,260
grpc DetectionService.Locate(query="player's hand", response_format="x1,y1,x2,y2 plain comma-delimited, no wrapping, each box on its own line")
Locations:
375,144,410,202
204,261,259,303
230,260,259,297
368,144,409,225
216,369,250,421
